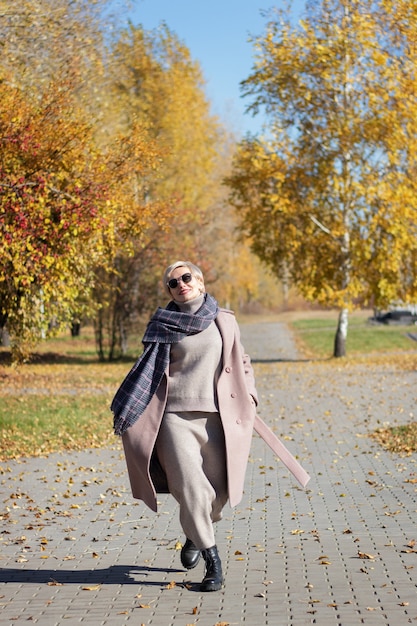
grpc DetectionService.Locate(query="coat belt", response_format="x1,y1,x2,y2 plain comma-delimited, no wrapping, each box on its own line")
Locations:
254,414,311,488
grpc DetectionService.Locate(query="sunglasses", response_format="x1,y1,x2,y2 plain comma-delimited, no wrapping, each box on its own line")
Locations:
167,272,193,289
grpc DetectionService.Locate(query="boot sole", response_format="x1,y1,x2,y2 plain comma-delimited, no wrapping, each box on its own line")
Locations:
181,557,201,569
200,578,224,592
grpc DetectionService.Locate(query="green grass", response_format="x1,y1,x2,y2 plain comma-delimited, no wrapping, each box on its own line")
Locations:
0,326,133,460
290,317,416,357
371,423,417,457
0,394,118,460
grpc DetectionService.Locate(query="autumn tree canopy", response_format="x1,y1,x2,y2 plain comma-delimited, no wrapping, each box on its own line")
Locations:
1,1,267,361
0,0,170,360
227,0,417,356
90,23,229,359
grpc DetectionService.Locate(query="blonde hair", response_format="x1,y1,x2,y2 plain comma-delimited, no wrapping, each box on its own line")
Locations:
163,261,205,295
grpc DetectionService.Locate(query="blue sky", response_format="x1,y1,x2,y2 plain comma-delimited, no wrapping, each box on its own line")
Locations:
127,1,306,135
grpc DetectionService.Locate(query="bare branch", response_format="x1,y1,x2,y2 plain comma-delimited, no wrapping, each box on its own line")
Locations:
310,214,332,235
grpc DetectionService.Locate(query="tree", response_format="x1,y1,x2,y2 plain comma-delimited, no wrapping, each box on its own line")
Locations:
0,0,115,90
0,80,106,359
108,24,223,240
90,23,258,359
89,122,170,361
0,1,170,361
227,0,417,356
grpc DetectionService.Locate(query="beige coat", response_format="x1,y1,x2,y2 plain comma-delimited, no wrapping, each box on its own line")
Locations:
122,309,258,512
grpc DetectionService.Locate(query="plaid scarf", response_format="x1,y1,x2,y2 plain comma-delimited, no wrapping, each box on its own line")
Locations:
111,293,219,435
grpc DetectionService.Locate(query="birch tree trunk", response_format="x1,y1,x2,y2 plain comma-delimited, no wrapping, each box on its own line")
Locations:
334,308,348,357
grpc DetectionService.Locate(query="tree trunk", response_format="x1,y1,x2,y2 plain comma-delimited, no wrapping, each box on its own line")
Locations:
94,311,105,362
334,308,348,357
119,319,128,356
0,326,10,347
70,321,81,337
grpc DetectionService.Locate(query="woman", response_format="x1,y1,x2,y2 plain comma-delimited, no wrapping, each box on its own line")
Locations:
111,260,258,592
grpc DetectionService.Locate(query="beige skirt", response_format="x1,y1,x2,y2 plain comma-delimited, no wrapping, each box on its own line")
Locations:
155,411,228,549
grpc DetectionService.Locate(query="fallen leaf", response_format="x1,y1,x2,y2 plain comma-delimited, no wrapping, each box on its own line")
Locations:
357,552,376,560
165,581,176,589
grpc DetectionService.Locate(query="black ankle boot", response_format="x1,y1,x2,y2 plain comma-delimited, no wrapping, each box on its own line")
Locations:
181,538,201,569
200,545,224,592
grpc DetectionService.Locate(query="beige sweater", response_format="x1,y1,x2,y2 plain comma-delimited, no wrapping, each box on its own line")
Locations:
165,294,223,413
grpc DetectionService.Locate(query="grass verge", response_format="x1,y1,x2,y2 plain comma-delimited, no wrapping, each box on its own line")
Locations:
0,395,117,460
370,423,417,457
0,327,132,460
289,315,417,358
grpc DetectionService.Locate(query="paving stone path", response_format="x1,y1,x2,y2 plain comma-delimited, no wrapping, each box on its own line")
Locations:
1,320,416,625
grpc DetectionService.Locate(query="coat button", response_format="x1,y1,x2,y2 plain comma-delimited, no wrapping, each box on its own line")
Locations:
225,366,231,373
231,392,237,398
236,419,241,424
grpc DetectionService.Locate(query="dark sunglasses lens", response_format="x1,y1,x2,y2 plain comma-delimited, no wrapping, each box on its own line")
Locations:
168,273,192,289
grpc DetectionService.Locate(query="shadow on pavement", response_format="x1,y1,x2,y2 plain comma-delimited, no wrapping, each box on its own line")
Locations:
0,564,188,587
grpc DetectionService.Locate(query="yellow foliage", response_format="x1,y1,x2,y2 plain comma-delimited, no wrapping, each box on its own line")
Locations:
0,6,170,360
228,0,417,316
